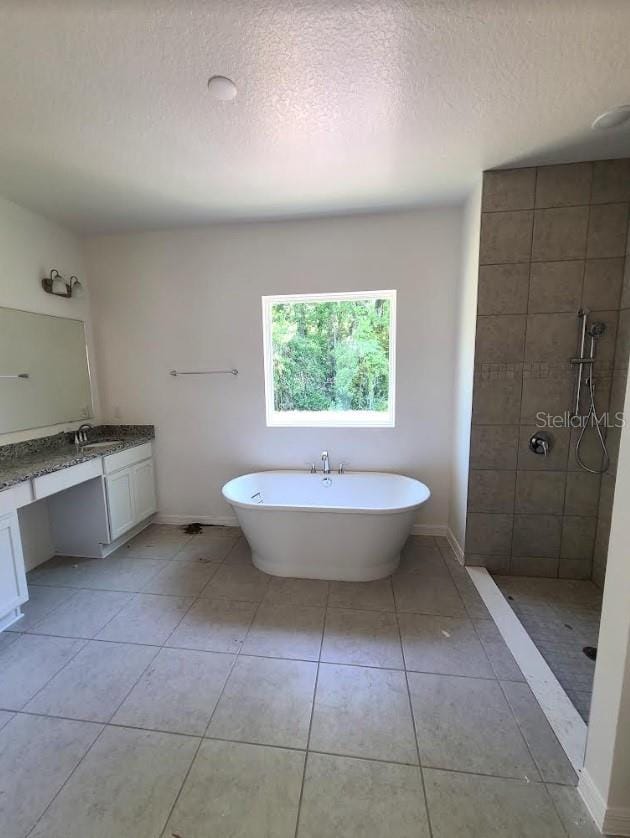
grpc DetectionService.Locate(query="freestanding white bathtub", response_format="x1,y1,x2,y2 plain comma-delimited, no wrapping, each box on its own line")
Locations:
221,470,430,581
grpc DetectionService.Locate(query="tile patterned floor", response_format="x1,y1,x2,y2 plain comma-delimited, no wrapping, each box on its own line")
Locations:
0,525,600,837
494,576,603,722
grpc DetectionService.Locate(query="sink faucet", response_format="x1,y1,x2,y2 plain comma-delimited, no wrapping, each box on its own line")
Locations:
321,450,330,475
75,423,93,447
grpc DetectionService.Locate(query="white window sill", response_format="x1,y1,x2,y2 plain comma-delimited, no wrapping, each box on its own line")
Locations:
266,410,395,428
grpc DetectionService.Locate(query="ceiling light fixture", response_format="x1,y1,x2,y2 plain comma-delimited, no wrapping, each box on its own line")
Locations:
208,75,237,101
592,105,630,130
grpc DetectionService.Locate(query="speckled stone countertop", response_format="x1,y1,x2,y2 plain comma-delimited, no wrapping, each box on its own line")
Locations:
0,425,155,491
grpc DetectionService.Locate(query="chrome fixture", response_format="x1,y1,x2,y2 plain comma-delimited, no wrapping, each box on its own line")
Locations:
529,432,552,457
321,451,330,475
0,373,29,379
42,269,83,298
309,463,317,474
571,310,610,474
338,462,346,475
74,423,93,447
169,368,238,376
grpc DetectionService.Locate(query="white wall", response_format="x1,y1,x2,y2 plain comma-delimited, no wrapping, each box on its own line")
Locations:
447,183,481,553
0,195,99,444
86,208,463,528
580,367,630,835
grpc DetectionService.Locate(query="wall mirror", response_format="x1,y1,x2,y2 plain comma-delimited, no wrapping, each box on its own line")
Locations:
0,307,93,434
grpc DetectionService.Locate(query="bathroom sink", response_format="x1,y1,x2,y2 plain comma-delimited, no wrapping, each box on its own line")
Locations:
82,440,123,451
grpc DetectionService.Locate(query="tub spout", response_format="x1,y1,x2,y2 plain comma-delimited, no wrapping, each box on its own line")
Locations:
321,450,330,475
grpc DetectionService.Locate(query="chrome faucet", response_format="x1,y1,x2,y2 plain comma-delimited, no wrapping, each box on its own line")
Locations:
321,450,330,475
74,423,93,447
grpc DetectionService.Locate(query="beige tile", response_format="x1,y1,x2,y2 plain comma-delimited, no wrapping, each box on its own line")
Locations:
561,516,596,560
545,783,601,837
30,589,133,638
263,576,329,606
474,619,525,681
321,608,403,668
472,373,522,425
28,555,166,591
0,634,85,710
409,673,538,779
119,523,191,559
25,640,157,722
482,168,536,212
328,579,394,611
517,426,570,470
399,536,450,575
310,663,417,764
528,261,584,314
475,315,526,363
501,681,577,784
393,573,465,616
532,206,589,261
467,469,516,513
242,604,325,660
465,513,513,556
166,597,257,652
171,536,234,563
138,559,219,596
112,647,233,735
0,632,18,653
399,613,494,678
591,158,630,204
165,739,304,838
587,203,629,258
29,726,198,838
513,515,562,557
445,561,491,619
477,263,530,315
9,585,76,632
424,769,567,838
298,753,430,838
470,425,519,470
96,593,193,645
0,714,102,838
535,163,592,208
479,210,534,264
207,655,317,748
515,471,566,514
202,562,271,601
564,472,601,516
525,313,579,364
582,258,624,310
0,711,13,731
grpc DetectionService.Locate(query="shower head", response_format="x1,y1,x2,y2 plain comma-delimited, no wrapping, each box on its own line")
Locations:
588,321,606,338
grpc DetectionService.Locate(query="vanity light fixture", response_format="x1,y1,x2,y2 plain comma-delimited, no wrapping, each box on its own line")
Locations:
42,269,83,298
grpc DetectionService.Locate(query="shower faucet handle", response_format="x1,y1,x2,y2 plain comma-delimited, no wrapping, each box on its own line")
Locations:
529,432,552,457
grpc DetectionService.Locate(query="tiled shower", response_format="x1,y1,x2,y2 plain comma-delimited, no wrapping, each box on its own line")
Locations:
465,159,630,585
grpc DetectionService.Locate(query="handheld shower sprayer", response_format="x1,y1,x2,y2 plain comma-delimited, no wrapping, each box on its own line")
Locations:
572,311,609,474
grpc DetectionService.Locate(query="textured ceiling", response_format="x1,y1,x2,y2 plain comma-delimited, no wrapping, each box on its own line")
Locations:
0,0,629,233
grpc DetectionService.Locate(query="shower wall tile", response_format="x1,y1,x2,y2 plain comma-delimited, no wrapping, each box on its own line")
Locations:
591,159,630,204
615,308,630,366
528,261,583,313
475,315,526,362
597,474,616,523
509,557,559,578
472,375,522,425
587,203,629,258
534,163,592,209
479,211,533,264
560,517,597,560
564,472,601,517
482,168,536,212
467,470,516,513
514,471,565,514
568,427,606,473
558,559,592,580
466,514,513,556
477,264,530,315
524,313,579,364
517,426,570,471
465,555,511,574
520,375,573,425
512,515,561,558
531,206,589,261
582,259,624,310
470,425,519,470
621,219,630,308
585,310,618,362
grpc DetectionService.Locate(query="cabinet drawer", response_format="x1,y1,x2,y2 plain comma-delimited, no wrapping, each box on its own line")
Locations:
0,481,33,515
104,442,153,475
33,459,103,500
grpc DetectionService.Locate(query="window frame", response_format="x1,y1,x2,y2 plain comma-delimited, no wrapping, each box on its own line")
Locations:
262,289,397,428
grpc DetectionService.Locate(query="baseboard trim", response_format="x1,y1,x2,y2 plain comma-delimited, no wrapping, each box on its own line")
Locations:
579,769,630,835
154,513,240,528
410,524,448,537
445,528,465,565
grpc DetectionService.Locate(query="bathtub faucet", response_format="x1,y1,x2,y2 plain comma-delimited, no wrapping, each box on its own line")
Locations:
321,450,330,475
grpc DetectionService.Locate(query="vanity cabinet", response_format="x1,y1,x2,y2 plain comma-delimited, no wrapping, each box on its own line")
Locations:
0,511,28,630
105,445,157,540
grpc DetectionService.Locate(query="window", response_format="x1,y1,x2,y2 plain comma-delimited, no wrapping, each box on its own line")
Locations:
262,290,396,427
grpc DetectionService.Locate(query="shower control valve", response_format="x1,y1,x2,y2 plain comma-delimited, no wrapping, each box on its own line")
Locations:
529,432,552,457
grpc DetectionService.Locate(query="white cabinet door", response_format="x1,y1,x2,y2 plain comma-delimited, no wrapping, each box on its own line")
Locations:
132,459,157,523
105,469,136,540
0,511,28,619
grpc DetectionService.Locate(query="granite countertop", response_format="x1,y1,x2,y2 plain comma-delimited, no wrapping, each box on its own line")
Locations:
0,425,155,491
